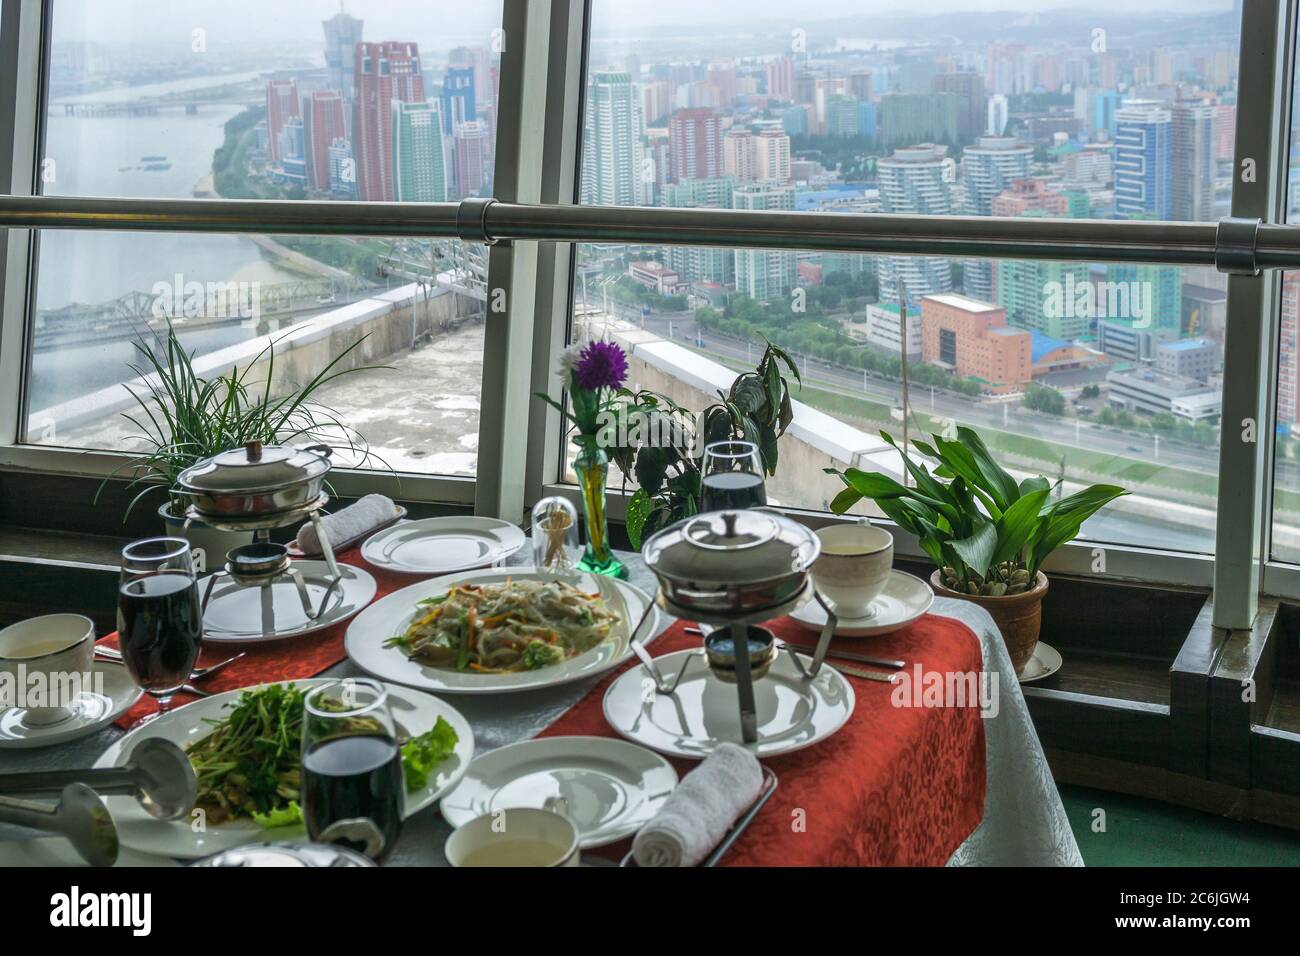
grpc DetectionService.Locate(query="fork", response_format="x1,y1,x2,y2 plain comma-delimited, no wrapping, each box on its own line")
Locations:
95,646,245,681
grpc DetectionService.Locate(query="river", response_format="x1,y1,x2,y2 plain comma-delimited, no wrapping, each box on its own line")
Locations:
31,76,304,413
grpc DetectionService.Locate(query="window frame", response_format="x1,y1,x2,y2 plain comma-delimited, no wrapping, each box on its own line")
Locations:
0,0,1296,629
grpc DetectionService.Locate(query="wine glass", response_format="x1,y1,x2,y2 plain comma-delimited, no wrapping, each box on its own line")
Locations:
301,678,404,861
117,537,202,725
699,441,767,512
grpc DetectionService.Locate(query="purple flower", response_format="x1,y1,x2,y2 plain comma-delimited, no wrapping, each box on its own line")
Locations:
575,341,628,391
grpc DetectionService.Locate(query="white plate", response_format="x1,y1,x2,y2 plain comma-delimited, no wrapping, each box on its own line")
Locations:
440,736,677,848
603,649,856,759
1018,641,1063,683
0,838,178,868
91,678,473,860
361,516,525,575
791,570,933,637
346,567,659,694
0,662,142,749
200,561,377,643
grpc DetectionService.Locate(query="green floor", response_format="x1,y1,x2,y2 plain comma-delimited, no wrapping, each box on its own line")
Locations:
1061,784,1300,865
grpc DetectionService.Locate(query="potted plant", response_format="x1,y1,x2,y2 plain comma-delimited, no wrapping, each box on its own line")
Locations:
100,322,378,569
605,339,801,548
825,425,1126,674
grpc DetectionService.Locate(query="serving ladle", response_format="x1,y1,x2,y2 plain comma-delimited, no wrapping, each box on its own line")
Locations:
0,784,119,867
0,738,197,821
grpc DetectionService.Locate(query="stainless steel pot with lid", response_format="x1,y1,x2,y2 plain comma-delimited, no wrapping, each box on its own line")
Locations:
642,509,820,620
175,440,332,519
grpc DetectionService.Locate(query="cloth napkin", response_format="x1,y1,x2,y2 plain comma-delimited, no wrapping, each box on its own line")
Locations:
632,742,764,867
294,493,399,555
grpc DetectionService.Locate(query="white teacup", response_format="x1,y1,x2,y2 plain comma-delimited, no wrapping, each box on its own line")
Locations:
445,806,580,868
812,524,894,620
0,614,95,726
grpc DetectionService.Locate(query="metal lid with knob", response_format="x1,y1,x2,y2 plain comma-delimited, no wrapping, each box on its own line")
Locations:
178,441,332,494
190,841,376,867
644,509,820,588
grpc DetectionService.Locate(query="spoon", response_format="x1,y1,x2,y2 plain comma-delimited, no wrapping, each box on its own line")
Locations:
0,784,119,867
0,738,196,820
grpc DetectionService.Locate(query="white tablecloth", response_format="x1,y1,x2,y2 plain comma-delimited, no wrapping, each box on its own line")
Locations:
932,597,1083,866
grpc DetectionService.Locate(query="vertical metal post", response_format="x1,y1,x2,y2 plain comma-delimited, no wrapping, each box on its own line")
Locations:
0,0,47,447
475,0,555,520
524,0,587,509
1213,0,1295,629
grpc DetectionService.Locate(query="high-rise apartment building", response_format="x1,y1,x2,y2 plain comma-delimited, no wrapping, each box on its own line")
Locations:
767,57,795,101
1172,101,1217,221
582,71,645,207
352,41,425,202
1114,99,1173,219
391,100,447,202
452,120,492,199
755,130,791,183
668,108,723,183
265,79,300,164
440,66,476,135
723,128,757,181
302,90,347,192
733,182,796,300
879,92,959,147
877,144,954,305
661,176,736,286
931,71,985,144
986,94,1009,136
961,136,1034,301
327,138,356,199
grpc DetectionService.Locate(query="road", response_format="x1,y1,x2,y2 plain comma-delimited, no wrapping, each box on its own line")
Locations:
595,298,1294,494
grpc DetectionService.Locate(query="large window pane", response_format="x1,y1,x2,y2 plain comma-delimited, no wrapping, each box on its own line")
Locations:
575,2,1238,552
27,1,502,477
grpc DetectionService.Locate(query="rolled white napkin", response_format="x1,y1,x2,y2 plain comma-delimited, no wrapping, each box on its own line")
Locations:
632,742,763,867
295,494,398,555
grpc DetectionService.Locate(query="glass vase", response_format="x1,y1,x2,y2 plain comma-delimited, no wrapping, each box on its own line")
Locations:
573,444,627,579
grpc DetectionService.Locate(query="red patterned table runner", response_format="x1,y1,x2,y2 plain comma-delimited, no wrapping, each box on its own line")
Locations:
100,547,414,727
540,614,987,867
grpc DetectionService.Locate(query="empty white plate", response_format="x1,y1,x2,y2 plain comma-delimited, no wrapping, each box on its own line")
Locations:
199,561,377,643
0,661,142,749
791,570,933,637
603,649,856,759
361,517,525,576
1018,641,1063,683
440,736,678,848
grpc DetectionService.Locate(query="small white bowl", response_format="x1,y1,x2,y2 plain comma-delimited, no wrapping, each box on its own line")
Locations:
445,807,580,867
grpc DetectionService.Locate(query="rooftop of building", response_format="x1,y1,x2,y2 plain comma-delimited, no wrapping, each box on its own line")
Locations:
923,292,1001,312
1159,338,1215,352
1029,330,1070,363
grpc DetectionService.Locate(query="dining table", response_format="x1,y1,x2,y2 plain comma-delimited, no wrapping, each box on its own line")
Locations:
0,545,1082,867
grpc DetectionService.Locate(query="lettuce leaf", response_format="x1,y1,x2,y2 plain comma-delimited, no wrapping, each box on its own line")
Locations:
252,800,303,829
402,717,459,791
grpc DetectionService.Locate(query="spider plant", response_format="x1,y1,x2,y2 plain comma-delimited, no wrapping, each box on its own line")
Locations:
98,321,386,520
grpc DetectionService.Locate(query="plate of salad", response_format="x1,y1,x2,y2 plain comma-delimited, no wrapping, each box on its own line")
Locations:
91,679,473,860
345,568,661,694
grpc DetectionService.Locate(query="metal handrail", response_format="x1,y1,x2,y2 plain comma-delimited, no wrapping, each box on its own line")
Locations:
0,193,1296,273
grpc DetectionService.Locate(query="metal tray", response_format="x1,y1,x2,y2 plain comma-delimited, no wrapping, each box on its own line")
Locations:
620,765,778,867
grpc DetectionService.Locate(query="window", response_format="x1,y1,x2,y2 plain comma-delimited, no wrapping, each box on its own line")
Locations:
573,1,1238,553
25,1,503,477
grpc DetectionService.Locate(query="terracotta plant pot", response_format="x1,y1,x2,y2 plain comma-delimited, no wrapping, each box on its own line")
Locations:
929,570,1048,676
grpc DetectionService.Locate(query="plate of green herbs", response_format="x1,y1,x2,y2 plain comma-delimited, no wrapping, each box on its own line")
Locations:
92,679,473,860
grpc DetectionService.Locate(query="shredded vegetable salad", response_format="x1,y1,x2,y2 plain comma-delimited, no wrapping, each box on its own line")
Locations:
384,579,620,674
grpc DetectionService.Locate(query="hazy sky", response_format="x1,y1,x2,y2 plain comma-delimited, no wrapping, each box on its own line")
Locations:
52,0,1236,45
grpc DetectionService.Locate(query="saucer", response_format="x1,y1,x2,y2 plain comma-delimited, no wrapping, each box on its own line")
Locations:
0,661,142,749
791,570,933,637
1017,642,1063,683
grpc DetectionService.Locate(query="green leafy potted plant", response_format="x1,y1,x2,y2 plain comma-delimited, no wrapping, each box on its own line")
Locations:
606,340,801,548
100,322,379,568
826,425,1127,674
